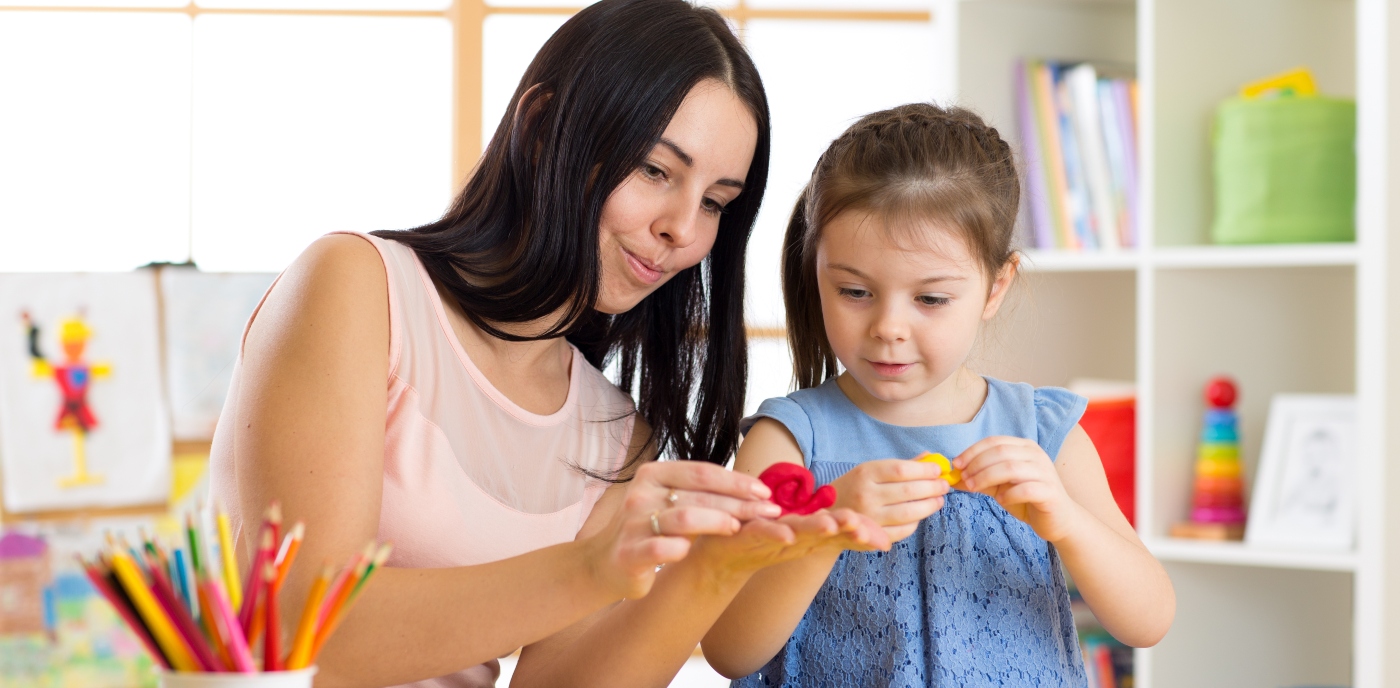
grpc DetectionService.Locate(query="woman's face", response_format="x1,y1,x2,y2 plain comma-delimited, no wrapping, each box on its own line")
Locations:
595,78,759,314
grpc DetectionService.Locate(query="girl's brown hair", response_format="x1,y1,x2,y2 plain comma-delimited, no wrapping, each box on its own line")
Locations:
782,102,1019,389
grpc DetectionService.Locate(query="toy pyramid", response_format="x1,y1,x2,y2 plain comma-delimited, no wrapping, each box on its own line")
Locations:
1170,377,1248,540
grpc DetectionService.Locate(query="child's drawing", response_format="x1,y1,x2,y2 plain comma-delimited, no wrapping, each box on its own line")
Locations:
22,312,111,487
0,273,170,513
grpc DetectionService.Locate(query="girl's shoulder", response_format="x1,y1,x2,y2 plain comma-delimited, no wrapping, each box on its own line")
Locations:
981,377,1088,462
738,380,848,465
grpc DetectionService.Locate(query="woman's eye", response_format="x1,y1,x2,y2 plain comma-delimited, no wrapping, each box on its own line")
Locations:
838,287,871,300
917,295,951,307
641,163,666,181
701,197,727,217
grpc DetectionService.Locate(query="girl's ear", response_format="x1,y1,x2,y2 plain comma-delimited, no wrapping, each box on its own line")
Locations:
980,255,1019,321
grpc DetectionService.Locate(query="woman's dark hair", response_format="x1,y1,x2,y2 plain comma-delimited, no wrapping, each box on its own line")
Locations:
783,103,1019,389
373,0,770,469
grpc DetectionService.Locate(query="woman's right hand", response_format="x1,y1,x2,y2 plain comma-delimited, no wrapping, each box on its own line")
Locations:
831,459,950,541
583,460,782,600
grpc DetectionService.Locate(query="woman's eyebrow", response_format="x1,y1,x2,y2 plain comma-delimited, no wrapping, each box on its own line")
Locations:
658,137,746,191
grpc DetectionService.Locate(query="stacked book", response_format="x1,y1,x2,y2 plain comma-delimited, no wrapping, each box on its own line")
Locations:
1015,59,1139,251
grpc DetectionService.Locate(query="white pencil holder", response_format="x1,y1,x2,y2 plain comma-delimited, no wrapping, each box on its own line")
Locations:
159,668,317,688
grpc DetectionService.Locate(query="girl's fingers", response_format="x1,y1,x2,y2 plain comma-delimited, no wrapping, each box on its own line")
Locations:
872,478,949,504
866,459,943,484
639,461,771,501
953,436,1037,470
877,496,944,526
961,459,1046,493
993,481,1052,507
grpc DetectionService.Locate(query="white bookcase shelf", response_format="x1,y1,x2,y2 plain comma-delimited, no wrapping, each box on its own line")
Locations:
945,0,1389,685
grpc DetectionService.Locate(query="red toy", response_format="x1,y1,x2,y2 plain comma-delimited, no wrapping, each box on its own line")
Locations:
758,463,836,516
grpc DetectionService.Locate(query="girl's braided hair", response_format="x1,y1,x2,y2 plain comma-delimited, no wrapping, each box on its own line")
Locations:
782,103,1020,389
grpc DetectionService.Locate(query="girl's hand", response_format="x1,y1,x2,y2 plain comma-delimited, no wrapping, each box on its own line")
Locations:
830,460,950,541
691,508,891,577
955,436,1080,543
584,461,781,601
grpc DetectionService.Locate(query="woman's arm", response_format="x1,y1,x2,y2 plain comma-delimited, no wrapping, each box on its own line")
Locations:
231,235,776,687
511,421,891,688
955,427,1175,647
700,420,947,679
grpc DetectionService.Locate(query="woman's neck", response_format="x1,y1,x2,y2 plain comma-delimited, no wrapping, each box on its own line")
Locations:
435,280,575,416
836,366,987,428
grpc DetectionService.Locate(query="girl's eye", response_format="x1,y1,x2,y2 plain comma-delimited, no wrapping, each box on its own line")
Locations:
917,295,951,307
641,163,667,181
838,287,871,300
701,197,727,217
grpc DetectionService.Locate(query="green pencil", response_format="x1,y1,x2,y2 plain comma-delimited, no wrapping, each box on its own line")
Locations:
186,512,202,576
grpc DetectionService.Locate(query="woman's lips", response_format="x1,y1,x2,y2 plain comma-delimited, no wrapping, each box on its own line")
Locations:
622,248,663,285
868,361,913,377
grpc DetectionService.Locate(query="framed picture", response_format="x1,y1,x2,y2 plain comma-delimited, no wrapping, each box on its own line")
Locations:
1245,394,1357,551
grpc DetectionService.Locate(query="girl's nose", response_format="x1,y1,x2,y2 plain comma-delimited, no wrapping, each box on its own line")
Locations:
870,304,910,343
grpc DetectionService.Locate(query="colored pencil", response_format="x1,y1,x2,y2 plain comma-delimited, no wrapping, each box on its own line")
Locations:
309,544,390,663
186,512,203,576
109,551,202,672
263,562,283,671
144,551,221,672
196,579,235,671
174,548,198,620
216,505,243,610
285,565,331,670
317,544,371,629
204,575,256,673
239,529,275,640
78,557,170,670
274,522,304,590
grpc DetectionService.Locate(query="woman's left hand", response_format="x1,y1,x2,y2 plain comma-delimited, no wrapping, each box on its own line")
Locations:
954,436,1081,543
690,508,890,579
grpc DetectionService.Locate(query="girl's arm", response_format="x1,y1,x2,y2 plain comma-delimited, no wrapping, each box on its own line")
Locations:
511,435,889,688
956,427,1175,647
699,419,948,679
232,235,776,688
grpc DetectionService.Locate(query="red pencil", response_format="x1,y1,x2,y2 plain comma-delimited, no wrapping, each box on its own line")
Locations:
238,529,275,640
263,561,283,671
144,552,223,672
78,557,170,670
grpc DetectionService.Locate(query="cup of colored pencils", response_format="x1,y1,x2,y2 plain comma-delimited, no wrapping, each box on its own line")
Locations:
78,501,391,687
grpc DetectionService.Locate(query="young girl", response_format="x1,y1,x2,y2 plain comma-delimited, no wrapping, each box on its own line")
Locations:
702,103,1175,685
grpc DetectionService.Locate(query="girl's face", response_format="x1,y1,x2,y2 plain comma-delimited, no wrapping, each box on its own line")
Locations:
594,79,758,314
815,210,1015,405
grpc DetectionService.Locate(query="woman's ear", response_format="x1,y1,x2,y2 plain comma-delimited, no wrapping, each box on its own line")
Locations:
981,255,1019,320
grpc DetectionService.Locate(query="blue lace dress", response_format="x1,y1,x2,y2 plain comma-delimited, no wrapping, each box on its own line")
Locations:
733,377,1089,688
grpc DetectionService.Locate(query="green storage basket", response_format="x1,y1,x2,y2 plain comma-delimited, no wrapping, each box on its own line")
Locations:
1212,96,1356,244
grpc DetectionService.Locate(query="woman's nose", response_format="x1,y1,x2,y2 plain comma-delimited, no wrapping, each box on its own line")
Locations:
654,196,701,249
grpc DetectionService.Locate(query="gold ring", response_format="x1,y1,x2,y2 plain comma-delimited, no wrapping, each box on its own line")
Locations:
649,511,663,536
667,488,680,506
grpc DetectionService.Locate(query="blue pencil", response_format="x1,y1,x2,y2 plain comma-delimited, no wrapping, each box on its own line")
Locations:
173,549,198,620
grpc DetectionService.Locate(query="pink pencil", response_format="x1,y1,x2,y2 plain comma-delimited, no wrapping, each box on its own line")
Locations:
204,576,257,673
144,552,221,671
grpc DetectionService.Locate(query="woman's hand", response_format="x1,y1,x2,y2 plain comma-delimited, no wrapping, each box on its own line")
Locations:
830,459,950,541
955,436,1079,543
690,508,890,578
583,460,781,601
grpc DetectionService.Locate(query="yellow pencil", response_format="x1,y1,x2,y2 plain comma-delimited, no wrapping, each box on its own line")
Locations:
285,565,332,670
217,506,243,610
109,551,202,672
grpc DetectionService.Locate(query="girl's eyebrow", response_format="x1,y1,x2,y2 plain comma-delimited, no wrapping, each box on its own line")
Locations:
828,263,965,283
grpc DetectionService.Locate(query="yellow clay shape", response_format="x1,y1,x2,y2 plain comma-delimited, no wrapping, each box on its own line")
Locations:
916,452,962,487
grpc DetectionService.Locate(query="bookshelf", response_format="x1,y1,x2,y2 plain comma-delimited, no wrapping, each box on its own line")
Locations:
942,0,1393,685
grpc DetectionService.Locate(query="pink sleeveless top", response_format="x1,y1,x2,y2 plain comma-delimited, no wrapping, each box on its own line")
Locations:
209,232,635,687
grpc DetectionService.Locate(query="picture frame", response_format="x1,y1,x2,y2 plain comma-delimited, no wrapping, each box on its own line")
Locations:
1245,394,1357,551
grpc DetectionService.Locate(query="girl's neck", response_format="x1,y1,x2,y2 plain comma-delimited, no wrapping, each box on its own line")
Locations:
836,366,987,428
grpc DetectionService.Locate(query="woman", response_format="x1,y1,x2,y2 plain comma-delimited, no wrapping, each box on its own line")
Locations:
209,1,885,686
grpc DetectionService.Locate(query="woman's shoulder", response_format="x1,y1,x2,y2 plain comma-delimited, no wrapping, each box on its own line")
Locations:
573,355,639,417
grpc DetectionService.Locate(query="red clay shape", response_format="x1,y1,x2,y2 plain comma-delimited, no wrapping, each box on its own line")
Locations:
758,462,837,516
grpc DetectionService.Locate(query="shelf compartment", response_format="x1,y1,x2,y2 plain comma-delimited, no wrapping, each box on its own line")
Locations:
1019,249,1141,272
1147,537,1357,572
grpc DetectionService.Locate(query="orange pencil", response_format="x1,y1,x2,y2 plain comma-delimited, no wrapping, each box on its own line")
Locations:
285,565,331,670
309,544,390,663
263,561,283,671
196,580,235,670
316,544,371,629
274,522,305,590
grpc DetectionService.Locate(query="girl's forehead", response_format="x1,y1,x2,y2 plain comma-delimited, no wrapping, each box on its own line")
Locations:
820,210,981,274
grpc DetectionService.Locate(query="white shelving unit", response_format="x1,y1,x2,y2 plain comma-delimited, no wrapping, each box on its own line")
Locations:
943,0,1393,685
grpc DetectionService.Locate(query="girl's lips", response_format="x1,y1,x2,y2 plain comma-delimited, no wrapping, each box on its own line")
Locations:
868,361,913,377
622,248,663,285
